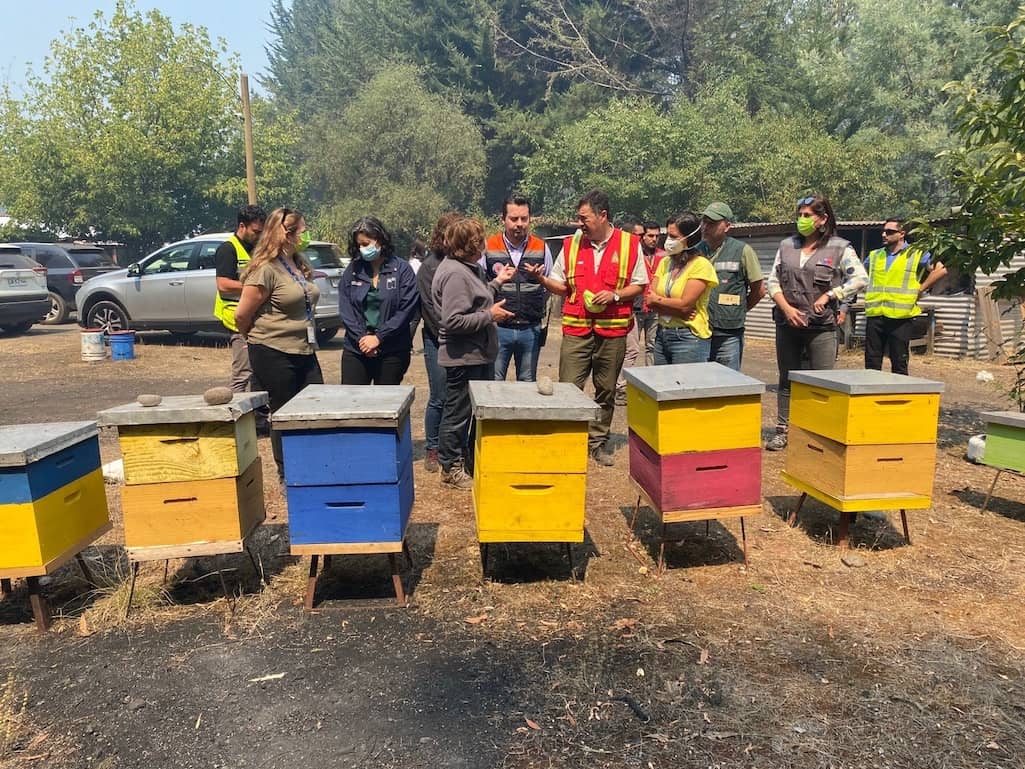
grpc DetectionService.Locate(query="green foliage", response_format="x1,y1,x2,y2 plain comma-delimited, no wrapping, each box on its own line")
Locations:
307,65,486,248
912,8,1025,299
0,1,243,252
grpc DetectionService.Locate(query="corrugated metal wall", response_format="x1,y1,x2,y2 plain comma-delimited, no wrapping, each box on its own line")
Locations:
737,233,1025,359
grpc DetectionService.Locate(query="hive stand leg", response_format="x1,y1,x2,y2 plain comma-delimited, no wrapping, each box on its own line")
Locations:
837,512,851,550
125,562,140,619
981,469,1003,513
479,544,490,579
217,568,234,611
245,545,267,586
304,555,320,611
1,578,12,596
389,553,406,607
323,555,333,570
402,540,413,567
162,559,170,585
788,493,808,527
657,522,667,576
27,577,51,633
705,520,710,537
629,495,642,533
900,509,911,546
564,543,576,580
75,554,96,586
740,517,749,567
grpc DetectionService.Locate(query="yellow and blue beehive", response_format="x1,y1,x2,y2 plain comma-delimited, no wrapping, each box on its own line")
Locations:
784,370,944,511
0,421,111,576
98,394,268,560
470,382,599,543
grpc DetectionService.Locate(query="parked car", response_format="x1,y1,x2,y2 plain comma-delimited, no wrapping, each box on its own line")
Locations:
75,234,344,342
0,245,49,334
12,242,120,324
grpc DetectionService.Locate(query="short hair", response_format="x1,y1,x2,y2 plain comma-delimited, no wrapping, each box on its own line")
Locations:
409,239,427,259
428,211,463,255
883,217,906,230
446,218,486,262
642,220,660,231
672,211,703,250
577,189,610,218
237,204,266,227
502,193,531,218
795,194,837,240
346,216,396,262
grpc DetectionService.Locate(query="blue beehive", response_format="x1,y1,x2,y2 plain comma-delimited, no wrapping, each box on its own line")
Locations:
274,385,415,548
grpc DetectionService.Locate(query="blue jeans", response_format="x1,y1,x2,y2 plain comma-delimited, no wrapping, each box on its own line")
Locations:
494,324,542,382
654,326,711,365
709,333,744,371
422,330,447,450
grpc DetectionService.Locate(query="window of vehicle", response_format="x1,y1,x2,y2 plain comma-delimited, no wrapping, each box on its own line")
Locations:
66,248,115,268
302,244,342,269
33,247,73,269
142,244,195,275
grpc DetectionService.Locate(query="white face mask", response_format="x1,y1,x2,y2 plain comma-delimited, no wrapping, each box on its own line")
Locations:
663,236,685,256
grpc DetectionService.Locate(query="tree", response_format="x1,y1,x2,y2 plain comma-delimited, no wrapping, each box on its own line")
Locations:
0,1,245,253
912,10,1025,299
307,65,486,247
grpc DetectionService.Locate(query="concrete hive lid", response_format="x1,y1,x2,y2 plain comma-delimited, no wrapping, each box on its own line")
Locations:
469,381,599,421
0,421,98,467
981,410,1025,430
623,362,765,402
97,392,269,426
272,384,415,427
789,369,945,395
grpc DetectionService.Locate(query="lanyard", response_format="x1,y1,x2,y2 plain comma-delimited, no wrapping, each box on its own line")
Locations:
277,256,313,323
662,259,689,298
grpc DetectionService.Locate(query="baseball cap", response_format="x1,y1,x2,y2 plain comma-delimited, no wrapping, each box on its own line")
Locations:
702,202,734,222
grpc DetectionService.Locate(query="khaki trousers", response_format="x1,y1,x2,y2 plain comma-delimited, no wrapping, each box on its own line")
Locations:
559,332,626,450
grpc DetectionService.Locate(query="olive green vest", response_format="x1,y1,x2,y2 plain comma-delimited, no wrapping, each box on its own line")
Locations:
706,237,749,332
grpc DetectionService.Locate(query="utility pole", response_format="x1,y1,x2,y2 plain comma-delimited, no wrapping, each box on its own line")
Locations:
240,73,257,205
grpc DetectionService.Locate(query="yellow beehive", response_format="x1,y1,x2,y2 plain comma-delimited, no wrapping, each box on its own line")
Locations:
474,470,587,543
626,385,760,454
475,419,588,475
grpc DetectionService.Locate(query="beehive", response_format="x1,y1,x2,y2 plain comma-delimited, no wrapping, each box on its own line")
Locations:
981,411,1025,474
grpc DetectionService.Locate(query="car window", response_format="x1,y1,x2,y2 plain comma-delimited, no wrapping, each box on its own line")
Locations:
142,244,195,275
192,242,222,270
40,247,74,268
302,244,342,269
67,248,114,268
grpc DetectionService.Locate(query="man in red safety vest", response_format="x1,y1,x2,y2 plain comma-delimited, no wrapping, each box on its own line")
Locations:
525,189,648,466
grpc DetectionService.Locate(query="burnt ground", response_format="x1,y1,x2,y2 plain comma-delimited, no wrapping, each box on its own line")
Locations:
2,324,1025,769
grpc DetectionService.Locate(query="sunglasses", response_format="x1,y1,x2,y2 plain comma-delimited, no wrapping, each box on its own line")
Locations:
882,228,902,235
797,196,816,206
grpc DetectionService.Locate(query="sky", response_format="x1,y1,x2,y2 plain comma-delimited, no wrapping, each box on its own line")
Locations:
0,0,277,94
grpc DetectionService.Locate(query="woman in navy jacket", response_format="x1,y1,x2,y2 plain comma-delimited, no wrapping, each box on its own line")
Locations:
338,216,420,384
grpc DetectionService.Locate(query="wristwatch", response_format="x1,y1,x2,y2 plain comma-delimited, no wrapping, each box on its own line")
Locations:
613,292,621,303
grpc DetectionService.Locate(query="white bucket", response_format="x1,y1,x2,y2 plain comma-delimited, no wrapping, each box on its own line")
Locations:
81,329,105,362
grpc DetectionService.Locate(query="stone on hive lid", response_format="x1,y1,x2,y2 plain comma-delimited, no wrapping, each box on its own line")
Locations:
981,411,1025,430
469,381,600,421
0,421,98,467
788,369,944,395
272,384,415,428
97,392,269,427
623,362,765,402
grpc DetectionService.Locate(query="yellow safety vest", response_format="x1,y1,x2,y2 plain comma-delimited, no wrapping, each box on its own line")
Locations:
864,246,923,319
212,235,251,332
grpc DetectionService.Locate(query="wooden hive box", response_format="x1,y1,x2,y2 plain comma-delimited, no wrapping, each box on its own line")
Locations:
98,393,268,560
981,411,1025,474
470,381,598,543
624,362,763,455
789,370,943,446
0,422,111,576
273,385,416,551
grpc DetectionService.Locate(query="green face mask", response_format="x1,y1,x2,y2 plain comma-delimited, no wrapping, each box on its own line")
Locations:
297,230,312,251
796,215,817,237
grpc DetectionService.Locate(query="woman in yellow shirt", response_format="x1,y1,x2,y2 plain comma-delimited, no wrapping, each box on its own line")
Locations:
646,211,719,365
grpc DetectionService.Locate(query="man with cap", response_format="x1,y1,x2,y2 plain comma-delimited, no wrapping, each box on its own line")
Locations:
700,202,765,371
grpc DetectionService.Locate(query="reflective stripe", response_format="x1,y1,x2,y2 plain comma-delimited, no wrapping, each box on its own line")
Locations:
864,247,922,319
565,232,583,303
213,235,250,332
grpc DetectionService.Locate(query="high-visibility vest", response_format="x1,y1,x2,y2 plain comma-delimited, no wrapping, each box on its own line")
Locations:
213,235,251,332
864,246,923,319
483,233,547,326
560,228,637,337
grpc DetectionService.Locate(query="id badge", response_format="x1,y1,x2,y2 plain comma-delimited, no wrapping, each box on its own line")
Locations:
717,293,742,306
306,324,317,345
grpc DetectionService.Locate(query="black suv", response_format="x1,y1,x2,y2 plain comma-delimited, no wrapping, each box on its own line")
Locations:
13,242,119,324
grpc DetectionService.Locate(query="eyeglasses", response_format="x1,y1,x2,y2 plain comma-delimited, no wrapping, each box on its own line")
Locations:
796,196,816,206
882,228,902,235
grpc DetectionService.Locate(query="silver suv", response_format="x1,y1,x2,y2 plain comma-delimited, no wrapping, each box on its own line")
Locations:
75,234,344,342
0,245,49,334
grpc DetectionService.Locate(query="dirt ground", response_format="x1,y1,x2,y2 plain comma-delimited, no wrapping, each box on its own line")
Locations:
1,325,1024,769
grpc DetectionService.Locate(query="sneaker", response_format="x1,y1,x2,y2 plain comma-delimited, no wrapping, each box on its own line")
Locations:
590,446,615,467
764,432,788,451
424,448,440,473
614,389,627,406
441,462,473,490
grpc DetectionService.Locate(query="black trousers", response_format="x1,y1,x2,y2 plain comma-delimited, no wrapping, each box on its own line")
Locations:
864,316,915,375
340,348,411,385
438,363,493,473
247,343,324,468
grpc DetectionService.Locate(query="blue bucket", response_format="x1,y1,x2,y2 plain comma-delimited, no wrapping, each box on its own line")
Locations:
109,331,136,361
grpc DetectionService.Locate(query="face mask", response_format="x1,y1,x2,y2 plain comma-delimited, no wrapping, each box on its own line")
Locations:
297,231,311,252
797,215,818,237
359,243,381,261
663,236,685,256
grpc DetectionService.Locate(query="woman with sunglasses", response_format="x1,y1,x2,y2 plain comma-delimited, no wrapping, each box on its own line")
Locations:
337,216,420,385
235,207,324,478
645,211,719,364
764,194,867,451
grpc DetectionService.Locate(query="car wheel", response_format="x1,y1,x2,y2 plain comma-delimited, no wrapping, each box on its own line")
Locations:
86,300,130,333
0,321,34,335
42,291,69,324
316,326,338,343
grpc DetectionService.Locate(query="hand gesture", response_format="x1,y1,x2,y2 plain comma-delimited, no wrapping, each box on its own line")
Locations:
812,293,832,315
358,334,381,356
783,305,808,328
490,299,515,322
592,289,616,305
521,262,545,279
